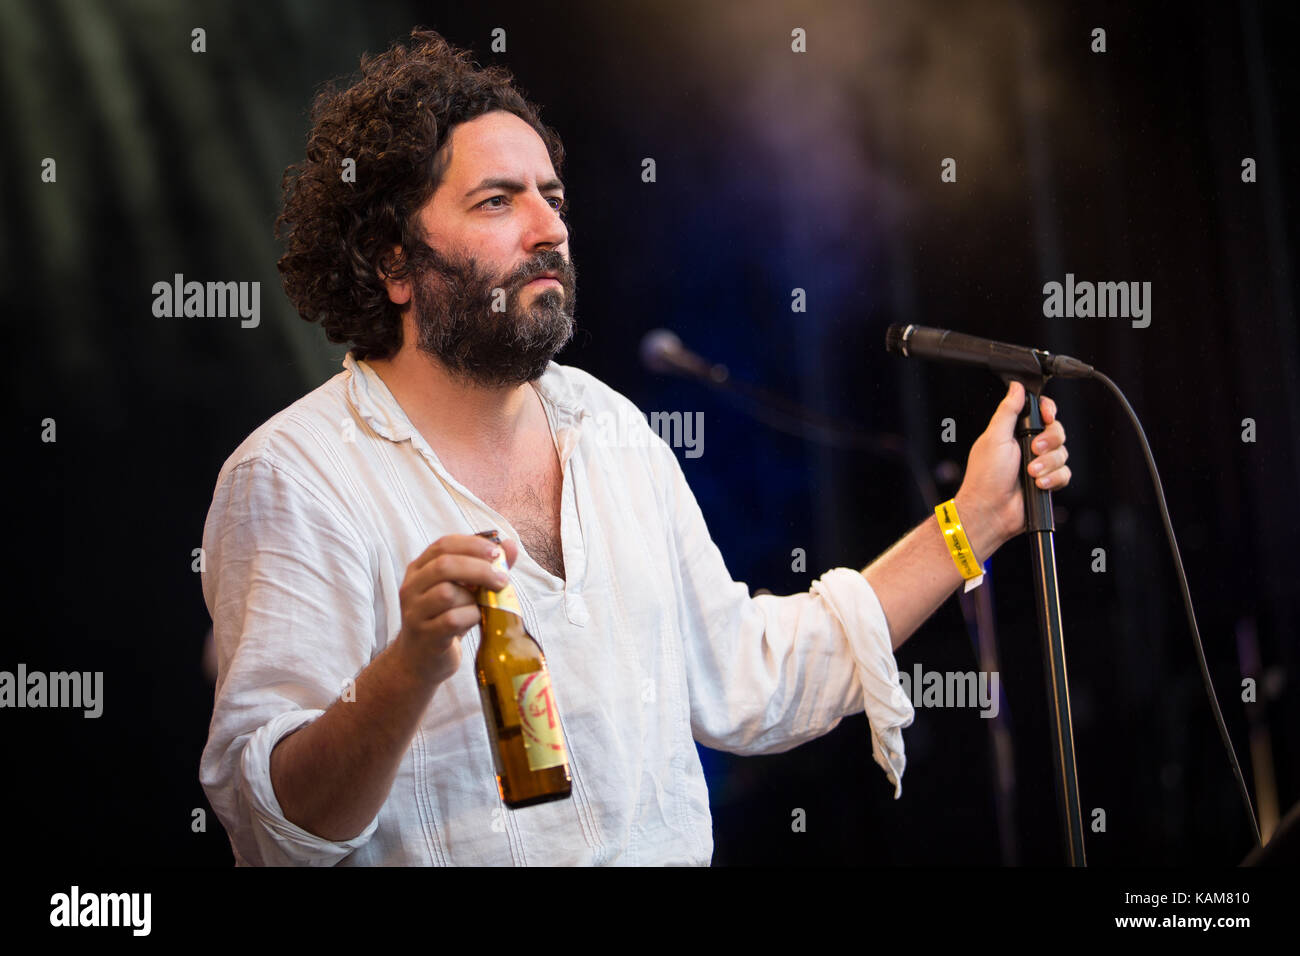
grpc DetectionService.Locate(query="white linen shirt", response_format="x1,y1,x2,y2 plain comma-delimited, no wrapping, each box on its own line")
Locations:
199,352,914,866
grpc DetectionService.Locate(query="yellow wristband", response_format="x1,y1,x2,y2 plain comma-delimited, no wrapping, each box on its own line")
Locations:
935,499,985,587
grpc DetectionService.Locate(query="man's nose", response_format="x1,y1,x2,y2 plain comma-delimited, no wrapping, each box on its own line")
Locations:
524,193,568,251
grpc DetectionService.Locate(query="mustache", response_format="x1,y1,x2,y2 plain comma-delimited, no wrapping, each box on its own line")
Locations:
404,242,575,298
502,249,575,291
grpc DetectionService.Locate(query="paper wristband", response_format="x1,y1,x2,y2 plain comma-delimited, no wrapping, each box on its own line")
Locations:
935,499,985,591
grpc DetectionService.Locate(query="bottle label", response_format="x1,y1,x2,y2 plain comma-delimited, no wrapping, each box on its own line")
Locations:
511,669,567,771
478,548,522,616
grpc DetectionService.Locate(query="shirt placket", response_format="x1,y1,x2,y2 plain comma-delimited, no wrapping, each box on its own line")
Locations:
537,384,590,628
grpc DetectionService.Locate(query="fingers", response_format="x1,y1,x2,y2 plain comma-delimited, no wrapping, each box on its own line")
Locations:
994,387,1056,424
410,532,520,575
1031,463,1071,490
1031,420,1066,453
422,602,481,643
1039,394,1057,424
417,589,479,636
990,380,1026,434
398,534,523,679
1028,444,1068,481
408,552,510,597
400,549,512,649
401,535,518,635
1026,403,1069,488
410,533,503,572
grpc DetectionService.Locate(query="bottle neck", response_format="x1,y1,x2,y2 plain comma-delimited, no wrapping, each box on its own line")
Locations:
477,586,523,618
475,535,523,617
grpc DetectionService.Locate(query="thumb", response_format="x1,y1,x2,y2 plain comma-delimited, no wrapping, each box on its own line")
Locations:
988,380,1025,436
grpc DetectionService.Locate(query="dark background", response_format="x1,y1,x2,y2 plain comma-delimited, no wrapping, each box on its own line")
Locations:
3,0,1296,866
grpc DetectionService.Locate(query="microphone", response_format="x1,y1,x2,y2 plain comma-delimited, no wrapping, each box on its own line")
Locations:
639,329,730,383
884,324,1095,380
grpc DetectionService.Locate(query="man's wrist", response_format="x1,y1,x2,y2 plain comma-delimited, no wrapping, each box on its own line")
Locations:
391,627,460,689
951,490,1005,565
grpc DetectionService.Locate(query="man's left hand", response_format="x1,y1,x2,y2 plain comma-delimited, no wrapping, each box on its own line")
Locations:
953,379,1071,561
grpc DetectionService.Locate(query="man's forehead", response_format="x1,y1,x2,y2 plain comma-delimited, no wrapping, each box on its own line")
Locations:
441,111,556,185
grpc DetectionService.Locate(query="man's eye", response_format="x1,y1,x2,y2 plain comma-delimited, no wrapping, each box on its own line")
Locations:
477,195,565,213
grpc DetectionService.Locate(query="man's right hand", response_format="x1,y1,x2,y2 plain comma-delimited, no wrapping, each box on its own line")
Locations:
270,531,520,844
395,533,520,685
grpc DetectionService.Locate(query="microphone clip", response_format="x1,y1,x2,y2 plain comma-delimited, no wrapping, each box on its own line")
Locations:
997,350,1055,396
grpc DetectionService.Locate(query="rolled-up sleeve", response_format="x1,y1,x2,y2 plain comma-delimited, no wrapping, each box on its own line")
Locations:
656,439,916,796
199,455,381,864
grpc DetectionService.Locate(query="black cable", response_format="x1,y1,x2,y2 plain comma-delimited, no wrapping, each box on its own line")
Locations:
1091,369,1262,848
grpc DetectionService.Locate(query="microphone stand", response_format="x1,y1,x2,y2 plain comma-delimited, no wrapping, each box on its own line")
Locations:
1001,368,1087,866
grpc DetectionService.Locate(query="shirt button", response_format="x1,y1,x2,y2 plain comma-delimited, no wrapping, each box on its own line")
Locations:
566,595,589,626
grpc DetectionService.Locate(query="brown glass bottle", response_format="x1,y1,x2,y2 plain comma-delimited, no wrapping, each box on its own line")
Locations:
473,530,572,808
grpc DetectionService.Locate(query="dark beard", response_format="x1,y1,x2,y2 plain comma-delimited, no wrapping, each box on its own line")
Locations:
406,241,577,389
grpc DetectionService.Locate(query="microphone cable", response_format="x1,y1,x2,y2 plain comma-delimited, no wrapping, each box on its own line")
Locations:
1090,368,1262,848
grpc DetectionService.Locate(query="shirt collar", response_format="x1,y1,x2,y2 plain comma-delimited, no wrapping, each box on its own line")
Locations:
342,351,591,466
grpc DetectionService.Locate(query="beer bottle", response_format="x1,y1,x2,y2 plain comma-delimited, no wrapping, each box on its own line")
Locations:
473,529,572,808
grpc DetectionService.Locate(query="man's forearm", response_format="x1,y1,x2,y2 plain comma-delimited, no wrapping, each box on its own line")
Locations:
268,634,446,842
862,492,1006,651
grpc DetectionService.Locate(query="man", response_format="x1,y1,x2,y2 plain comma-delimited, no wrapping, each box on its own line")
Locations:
199,29,1071,866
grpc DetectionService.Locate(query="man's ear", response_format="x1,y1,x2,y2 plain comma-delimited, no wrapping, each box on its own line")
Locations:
379,245,412,307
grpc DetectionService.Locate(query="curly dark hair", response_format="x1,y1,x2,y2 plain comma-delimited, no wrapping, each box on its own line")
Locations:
276,28,565,361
